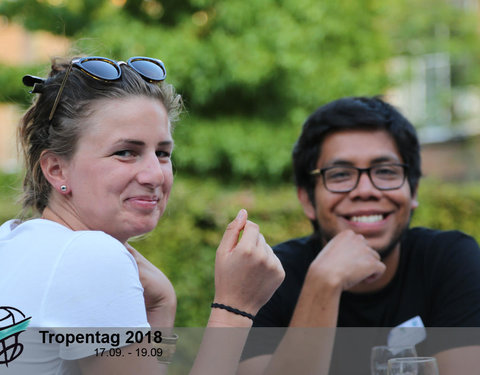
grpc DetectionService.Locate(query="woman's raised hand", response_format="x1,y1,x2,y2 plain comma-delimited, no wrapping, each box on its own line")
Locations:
213,209,285,321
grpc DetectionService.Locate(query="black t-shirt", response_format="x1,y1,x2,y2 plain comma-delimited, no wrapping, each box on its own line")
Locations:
254,227,480,328
243,228,480,373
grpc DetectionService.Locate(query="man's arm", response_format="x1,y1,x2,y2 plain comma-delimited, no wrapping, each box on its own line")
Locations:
238,230,386,375
238,328,335,375
289,230,386,326
435,346,480,375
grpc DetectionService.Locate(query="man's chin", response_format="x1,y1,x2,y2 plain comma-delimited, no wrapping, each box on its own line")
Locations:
376,242,398,261
373,231,408,261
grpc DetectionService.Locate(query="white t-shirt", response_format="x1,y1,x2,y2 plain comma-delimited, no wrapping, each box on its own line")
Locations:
0,219,149,374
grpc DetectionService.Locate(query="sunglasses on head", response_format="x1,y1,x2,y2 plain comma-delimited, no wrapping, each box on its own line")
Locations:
23,56,167,122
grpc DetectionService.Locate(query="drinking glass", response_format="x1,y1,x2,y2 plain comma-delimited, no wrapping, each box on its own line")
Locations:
371,345,417,375
387,357,439,375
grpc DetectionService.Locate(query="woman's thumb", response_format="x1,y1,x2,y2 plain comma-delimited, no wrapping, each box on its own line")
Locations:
217,209,248,252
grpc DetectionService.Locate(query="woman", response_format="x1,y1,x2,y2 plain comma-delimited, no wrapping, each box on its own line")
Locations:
0,56,284,374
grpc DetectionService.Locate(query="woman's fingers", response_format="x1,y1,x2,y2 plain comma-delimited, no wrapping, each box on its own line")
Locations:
217,209,248,253
214,213,285,315
236,220,261,253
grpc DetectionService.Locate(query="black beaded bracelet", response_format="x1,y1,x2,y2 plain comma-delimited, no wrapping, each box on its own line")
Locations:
211,303,255,321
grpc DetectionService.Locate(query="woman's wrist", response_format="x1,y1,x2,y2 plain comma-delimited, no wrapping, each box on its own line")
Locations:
207,305,253,327
211,303,255,320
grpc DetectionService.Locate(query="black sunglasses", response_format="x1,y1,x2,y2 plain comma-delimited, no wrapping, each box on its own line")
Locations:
23,56,166,122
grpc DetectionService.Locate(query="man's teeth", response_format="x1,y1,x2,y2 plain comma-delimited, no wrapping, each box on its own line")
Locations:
350,214,383,223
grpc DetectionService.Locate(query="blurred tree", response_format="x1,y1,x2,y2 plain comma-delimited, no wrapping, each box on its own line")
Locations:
123,0,197,26
0,0,107,36
1,0,479,181
3,0,478,119
1,0,392,119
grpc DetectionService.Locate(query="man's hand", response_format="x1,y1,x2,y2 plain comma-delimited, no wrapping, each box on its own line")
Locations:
309,230,385,291
309,230,386,291
290,230,386,327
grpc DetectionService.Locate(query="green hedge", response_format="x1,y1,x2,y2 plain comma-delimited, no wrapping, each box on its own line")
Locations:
172,116,302,183
412,180,480,240
1,173,479,326
0,64,45,105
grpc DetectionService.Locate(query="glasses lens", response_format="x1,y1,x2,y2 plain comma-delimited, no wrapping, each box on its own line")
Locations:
79,58,121,80
128,57,166,82
371,165,405,189
324,167,357,192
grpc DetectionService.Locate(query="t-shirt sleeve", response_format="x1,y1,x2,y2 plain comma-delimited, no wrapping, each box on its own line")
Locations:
39,231,149,359
41,231,148,327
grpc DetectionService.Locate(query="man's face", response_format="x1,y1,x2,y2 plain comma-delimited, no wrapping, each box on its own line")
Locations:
298,129,418,256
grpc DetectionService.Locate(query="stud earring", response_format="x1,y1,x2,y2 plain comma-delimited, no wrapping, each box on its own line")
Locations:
60,185,67,192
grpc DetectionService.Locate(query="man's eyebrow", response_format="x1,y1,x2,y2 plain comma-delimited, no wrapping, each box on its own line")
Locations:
325,159,355,167
324,156,401,167
370,156,402,164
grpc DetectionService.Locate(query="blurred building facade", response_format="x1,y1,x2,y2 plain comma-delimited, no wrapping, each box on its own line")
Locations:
0,20,69,172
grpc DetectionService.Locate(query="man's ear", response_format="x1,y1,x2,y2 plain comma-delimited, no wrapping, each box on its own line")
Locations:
411,184,419,211
297,187,316,221
39,151,69,193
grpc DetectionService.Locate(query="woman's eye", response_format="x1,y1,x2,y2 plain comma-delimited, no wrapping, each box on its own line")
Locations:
114,150,135,157
156,151,171,158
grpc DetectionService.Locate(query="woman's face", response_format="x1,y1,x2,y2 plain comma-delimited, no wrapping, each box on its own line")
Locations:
63,96,173,243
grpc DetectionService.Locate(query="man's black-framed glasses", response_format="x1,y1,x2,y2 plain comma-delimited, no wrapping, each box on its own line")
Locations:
46,56,166,122
310,164,408,193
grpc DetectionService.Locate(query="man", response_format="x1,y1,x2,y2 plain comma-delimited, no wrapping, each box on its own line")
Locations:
239,96,480,374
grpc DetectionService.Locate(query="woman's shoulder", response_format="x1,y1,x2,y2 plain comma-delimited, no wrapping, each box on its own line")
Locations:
2,218,134,267
1,218,88,240
8,218,122,244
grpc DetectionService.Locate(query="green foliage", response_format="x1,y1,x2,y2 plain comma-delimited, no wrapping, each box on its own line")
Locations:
0,172,22,223
412,179,480,240
1,0,394,117
172,116,301,183
2,0,480,114
3,0,479,114
0,0,108,36
3,0,480,184
0,64,44,104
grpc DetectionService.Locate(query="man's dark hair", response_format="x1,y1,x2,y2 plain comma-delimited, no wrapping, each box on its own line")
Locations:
292,96,422,206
